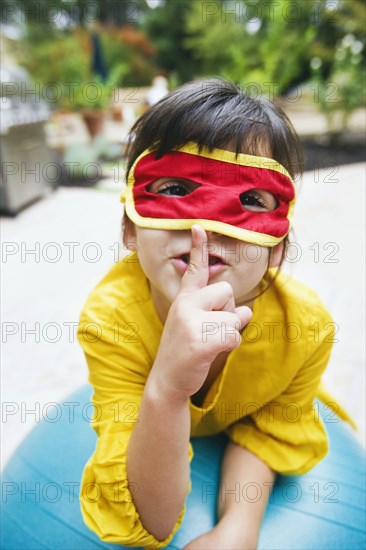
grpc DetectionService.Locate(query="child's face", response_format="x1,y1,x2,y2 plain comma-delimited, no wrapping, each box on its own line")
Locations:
124,141,288,319
126,223,283,318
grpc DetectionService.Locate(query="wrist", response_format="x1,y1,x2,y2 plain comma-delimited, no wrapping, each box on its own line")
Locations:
145,371,189,410
215,514,258,549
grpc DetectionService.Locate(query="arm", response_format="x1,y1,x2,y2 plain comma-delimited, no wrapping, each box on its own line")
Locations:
79,226,251,547
217,442,276,548
184,442,275,549
127,226,252,541
126,378,191,541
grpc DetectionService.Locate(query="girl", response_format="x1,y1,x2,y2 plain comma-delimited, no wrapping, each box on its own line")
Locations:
77,78,338,549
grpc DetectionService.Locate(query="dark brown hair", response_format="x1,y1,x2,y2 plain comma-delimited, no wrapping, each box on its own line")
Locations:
125,77,303,178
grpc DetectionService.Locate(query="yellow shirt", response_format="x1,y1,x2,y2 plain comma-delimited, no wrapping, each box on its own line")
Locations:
77,252,334,548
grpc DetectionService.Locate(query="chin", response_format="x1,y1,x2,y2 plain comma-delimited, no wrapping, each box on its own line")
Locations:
156,281,181,306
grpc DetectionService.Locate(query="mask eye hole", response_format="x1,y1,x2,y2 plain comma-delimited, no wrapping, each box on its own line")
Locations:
240,189,278,212
147,178,201,197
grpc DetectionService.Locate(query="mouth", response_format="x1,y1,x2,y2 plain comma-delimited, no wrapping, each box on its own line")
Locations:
177,253,227,266
171,252,228,276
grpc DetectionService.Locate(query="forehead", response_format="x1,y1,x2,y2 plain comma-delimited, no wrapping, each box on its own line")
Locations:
224,137,272,159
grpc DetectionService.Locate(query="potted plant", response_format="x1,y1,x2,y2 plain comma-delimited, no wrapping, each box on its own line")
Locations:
67,76,111,137
63,62,127,136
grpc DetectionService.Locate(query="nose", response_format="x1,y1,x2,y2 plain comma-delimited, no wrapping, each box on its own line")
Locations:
206,231,229,243
205,231,236,245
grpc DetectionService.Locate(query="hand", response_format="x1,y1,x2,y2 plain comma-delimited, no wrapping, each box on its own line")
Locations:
183,524,257,549
149,225,252,402
183,528,221,549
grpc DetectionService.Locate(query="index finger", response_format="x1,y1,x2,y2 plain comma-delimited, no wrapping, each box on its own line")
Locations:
179,224,209,292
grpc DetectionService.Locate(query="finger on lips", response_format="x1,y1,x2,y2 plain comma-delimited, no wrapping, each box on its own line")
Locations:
180,224,209,292
179,225,253,329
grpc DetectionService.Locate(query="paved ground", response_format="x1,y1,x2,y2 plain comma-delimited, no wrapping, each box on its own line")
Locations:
1,162,365,470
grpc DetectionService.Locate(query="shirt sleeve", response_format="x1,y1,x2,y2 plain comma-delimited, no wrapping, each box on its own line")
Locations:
226,305,334,476
77,317,193,549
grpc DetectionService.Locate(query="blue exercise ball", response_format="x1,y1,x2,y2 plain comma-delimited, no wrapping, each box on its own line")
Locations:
1,385,365,549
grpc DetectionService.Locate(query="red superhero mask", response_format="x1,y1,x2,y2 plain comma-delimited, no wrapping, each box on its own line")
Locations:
121,142,296,247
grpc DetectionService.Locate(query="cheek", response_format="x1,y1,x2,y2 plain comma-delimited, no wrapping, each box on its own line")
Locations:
135,229,163,250
230,246,269,299
135,230,168,270
234,246,269,289
240,244,269,268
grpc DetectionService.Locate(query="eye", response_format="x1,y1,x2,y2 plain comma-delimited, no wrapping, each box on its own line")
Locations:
148,178,200,197
156,182,190,196
240,190,277,212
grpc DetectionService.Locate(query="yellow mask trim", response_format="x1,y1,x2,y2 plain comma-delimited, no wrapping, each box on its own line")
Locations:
121,142,296,247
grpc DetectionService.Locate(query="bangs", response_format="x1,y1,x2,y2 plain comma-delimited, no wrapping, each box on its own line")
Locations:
126,78,303,180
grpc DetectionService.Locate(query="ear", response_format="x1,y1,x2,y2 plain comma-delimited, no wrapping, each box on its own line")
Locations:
269,241,285,268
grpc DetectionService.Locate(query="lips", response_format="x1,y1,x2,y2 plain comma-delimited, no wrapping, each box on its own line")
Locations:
179,253,227,266
208,255,225,265
171,252,229,276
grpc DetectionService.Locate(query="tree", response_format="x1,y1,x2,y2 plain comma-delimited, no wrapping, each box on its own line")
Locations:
183,0,365,99
142,0,202,84
184,0,326,93
1,0,149,27
2,0,157,100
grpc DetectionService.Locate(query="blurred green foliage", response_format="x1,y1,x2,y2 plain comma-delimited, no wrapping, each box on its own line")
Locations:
3,0,365,132
4,0,156,104
310,33,365,138
184,0,319,90
11,25,156,96
142,0,202,85
183,0,365,95
99,26,156,87
10,27,90,90
2,0,149,26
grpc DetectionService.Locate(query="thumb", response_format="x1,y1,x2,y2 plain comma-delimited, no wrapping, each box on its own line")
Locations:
235,305,253,331
179,225,209,292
